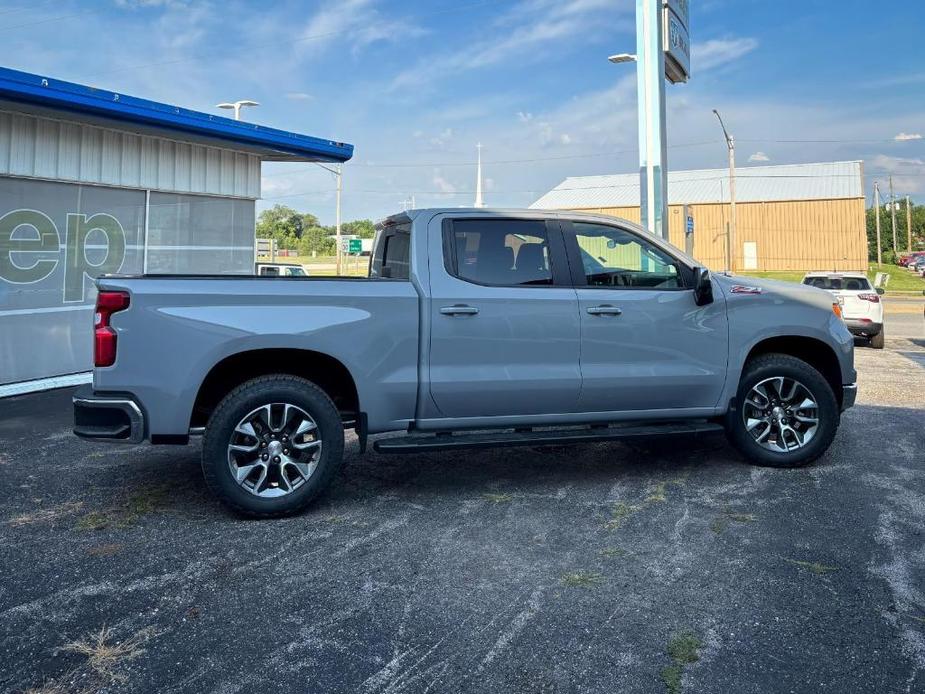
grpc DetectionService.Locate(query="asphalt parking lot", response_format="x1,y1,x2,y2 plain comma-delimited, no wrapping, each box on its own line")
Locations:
1,312,923,694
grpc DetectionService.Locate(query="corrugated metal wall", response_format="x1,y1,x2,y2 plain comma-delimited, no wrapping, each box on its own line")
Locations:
0,109,261,199
569,198,868,272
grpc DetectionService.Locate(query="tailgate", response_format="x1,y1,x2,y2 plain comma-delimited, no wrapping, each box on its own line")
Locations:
833,291,872,319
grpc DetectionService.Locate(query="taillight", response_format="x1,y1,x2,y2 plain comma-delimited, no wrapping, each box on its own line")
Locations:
857,293,880,303
94,291,130,367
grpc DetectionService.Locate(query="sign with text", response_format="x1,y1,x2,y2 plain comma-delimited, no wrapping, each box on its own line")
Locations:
0,178,144,384
664,0,690,84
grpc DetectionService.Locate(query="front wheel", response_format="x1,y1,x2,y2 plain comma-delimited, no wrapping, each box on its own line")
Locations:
724,354,839,468
202,375,344,518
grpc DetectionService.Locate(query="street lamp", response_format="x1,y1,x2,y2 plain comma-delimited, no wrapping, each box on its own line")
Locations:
712,109,737,273
608,53,637,64
216,100,260,121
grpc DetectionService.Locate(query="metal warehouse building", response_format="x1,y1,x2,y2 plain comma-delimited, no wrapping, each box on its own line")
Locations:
531,161,867,273
0,67,352,393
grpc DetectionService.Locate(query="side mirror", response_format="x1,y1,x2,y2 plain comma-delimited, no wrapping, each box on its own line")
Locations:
876,287,885,296
693,266,713,306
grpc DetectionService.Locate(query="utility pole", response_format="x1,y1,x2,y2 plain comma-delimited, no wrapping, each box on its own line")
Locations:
906,195,913,251
713,110,737,273
889,176,897,256
335,164,342,275
874,182,882,265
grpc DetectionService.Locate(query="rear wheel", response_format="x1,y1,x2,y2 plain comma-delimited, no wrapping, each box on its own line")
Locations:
724,354,839,468
202,375,344,518
870,329,885,349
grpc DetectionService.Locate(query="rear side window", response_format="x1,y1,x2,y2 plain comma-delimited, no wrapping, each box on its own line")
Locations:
447,219,553,286
803,276,871,291
370,224,410,279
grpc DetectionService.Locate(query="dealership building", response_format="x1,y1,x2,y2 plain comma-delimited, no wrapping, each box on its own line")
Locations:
531,160,867,273
0,67,352,394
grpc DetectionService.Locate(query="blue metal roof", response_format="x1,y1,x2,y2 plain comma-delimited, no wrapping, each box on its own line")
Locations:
0,66,353,163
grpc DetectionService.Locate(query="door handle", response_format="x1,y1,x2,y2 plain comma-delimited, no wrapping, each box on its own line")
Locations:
440,304,480,316
586,305,623,316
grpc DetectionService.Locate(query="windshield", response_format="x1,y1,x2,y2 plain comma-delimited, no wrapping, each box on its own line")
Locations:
802,276,871,291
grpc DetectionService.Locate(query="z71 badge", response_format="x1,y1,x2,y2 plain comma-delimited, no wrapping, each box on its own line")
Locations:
730,285,763,295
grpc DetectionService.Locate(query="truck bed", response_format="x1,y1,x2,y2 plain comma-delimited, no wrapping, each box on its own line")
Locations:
93,274,421,437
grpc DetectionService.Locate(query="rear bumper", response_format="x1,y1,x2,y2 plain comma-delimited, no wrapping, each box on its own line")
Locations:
73,385,145,444
841,384,857,412
844,319,882,337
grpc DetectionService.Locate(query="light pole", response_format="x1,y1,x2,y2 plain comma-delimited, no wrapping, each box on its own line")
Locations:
713,109,737,273
216,100,260,121
314,163,343,274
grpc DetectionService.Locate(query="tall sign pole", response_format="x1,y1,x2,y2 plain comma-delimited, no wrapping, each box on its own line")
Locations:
635,0,689,241
636,0,668,240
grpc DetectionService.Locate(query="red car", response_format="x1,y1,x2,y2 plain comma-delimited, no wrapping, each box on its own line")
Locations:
899,251,925,267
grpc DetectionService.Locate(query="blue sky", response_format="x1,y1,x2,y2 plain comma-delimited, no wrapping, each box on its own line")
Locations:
0,0,923,223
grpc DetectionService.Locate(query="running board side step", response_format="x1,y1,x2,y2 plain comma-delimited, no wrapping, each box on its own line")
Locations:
373,421,724,454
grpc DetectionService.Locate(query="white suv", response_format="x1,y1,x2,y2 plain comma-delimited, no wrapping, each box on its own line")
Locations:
802,272,885,348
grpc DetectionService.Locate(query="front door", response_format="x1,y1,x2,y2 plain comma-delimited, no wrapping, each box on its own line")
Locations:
427,216,581,419
562,220,728,413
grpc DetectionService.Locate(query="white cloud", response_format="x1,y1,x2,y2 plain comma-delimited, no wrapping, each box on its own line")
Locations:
285,92,313,101
692,38,759,71
894,132,923,141
748,151,770,162
869,155,925,194
390,0,629,90
295,0,422,57
518,111,534,123
432,172,457,194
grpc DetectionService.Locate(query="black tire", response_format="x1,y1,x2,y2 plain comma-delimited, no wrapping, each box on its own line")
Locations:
202,375,344,518
724,353,839,468
870,329,885,349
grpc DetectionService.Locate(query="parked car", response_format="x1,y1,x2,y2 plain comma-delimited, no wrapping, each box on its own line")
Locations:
802,272,885,348
910,256,925,275
255,263,309,277
74,209,857,517
899,251,925,267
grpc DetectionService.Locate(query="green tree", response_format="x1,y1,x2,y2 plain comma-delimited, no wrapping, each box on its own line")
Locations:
256,205,305,249
866,198,925,262
298,225,335,256
342,219,376,239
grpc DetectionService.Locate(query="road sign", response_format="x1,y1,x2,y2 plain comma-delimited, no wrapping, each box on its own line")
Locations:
686,215,694,234
348,238,362,254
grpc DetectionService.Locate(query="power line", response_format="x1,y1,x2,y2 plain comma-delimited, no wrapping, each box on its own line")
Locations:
0,5,107,33
85,0,509,81
0,0,58,19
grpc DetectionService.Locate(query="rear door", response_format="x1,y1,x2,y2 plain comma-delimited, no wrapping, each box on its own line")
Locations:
426,215,582,418
562,220,728,413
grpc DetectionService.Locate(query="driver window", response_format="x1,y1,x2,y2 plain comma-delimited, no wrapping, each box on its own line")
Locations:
571,222,681,289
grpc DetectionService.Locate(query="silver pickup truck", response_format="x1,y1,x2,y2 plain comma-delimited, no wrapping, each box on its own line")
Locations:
74,208,857,517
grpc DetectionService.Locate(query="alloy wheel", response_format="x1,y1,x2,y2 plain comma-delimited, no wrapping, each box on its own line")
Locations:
742,377,819,453
226,403,322,497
